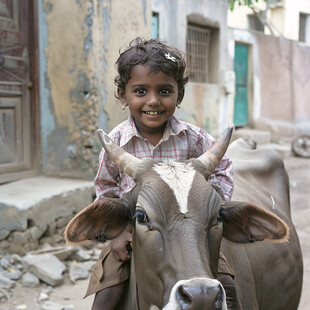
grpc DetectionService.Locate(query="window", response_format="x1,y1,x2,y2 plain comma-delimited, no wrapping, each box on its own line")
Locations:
248,14,264,32
299,13,310,44
152,12,159,39
186,24,211,83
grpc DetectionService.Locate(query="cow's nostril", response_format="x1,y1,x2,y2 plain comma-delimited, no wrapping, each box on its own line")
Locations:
178,285,192,304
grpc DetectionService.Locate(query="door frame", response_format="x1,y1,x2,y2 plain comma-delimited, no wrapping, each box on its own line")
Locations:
0,0,40,184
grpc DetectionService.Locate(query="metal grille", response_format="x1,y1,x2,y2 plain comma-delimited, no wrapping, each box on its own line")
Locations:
248,14,264,32
186,24,210,83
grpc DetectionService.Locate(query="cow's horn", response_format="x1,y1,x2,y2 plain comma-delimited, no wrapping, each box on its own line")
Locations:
197,126,233,176
97,129,141,178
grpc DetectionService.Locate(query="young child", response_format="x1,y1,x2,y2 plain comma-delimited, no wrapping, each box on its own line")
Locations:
86,37,240,310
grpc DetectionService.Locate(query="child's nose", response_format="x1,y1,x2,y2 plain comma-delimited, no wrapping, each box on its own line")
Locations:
146,93,160,106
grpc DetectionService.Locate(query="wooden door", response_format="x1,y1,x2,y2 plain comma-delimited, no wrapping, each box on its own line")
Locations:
234,43,249,126
0,0,38,183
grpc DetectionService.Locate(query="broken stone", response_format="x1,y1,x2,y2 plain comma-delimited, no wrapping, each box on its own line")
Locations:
2,268,22,280
41,300,63,310
0,229,9,241
23,254,66,287
69,262,90,282
70,248,93,261
29,245,78,261
37,292,49,302
0,257,10,269
22,272,40,287
30,225,47,241
0,275,15,289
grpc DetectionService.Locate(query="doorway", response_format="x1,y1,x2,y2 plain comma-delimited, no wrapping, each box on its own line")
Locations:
234,43,249,126
0,0,39,183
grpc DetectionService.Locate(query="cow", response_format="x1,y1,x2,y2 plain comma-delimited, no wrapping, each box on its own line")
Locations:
65,128,303,310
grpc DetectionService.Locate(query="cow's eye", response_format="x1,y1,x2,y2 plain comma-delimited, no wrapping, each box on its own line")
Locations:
134,210,149,224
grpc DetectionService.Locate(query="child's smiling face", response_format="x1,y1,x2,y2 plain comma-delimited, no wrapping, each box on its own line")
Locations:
118,65,183,141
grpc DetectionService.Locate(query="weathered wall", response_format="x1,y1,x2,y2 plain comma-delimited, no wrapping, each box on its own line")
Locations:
102,0,151,130
229,28,310,124
256,33,294,121
153,0,234,136
257,31,310,122
39,0,151,179
291,42,310,121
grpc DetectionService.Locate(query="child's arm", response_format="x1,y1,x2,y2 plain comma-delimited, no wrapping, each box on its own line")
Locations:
196,129,234,201
94,147,133,261
209,154,234,201
94,148,122,200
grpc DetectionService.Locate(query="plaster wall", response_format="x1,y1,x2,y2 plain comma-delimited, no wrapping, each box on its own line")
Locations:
291,43,310,121
256,32,310,122
256,33,293,121
284,0,310,41
229,28,310,123
39,0,151,179
153,0,234,136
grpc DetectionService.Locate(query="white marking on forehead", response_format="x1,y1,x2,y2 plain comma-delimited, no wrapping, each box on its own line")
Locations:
153,159,196,214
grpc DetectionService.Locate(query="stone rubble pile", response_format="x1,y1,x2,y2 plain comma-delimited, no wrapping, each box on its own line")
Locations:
0,244,100,310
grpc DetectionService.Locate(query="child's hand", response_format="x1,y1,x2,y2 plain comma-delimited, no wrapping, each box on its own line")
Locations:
110,224,132,261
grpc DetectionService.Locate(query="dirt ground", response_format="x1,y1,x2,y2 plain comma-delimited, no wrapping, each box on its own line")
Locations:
2,155,310,310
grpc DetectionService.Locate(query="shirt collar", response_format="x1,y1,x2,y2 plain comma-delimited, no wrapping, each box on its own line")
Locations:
161,115,188,143
118,115,141,147
119,114,188,147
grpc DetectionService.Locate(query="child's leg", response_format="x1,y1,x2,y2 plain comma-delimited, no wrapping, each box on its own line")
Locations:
218,253,242,310
217,273,242,310
85,242,130,308
91,282,125,310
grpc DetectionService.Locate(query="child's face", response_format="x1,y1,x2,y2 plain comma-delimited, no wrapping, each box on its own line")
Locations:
119,65,183,138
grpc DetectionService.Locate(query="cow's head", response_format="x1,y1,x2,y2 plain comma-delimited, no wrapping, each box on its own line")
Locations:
65,128,289,310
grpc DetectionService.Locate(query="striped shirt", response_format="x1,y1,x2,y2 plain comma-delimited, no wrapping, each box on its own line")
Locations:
95,115,233,201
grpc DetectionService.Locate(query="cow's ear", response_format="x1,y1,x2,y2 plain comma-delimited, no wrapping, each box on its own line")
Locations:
64,198,131,245
219,201,289,244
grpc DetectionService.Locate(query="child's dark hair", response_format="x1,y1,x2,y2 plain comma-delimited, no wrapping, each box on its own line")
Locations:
115,37,188,97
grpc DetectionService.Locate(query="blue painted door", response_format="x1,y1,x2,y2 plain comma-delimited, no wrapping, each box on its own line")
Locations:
234,44,249,126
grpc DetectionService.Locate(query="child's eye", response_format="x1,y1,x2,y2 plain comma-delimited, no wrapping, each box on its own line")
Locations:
135,88,147,95
160,89,171,95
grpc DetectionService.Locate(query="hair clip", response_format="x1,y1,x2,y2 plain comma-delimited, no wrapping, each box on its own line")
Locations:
165,53,176,62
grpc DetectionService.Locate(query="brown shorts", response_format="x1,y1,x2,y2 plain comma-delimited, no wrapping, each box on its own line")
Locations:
85,244,234,297
84,242,130,298
218,252,235,277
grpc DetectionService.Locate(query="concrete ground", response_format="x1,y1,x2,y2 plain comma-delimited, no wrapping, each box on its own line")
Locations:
2,154,309,310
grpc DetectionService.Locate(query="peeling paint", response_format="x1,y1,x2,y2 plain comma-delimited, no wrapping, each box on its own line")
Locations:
39,0,151,179
39,0,55,168
84,5,94,55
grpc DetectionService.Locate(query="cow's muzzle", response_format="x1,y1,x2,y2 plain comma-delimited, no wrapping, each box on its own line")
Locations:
161,278,227,310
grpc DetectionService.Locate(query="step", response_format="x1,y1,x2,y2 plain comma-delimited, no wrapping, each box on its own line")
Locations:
0,176,94,254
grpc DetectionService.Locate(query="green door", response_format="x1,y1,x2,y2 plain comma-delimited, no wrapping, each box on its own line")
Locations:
234,44,249,126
